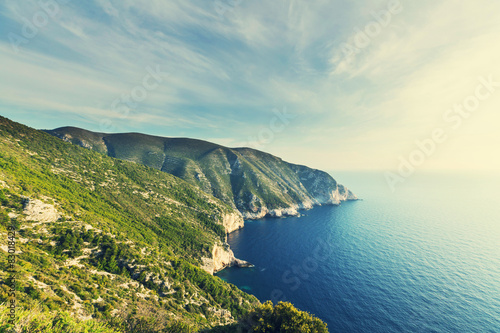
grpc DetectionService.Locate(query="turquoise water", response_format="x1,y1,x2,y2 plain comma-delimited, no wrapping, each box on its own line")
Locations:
216,172,500,332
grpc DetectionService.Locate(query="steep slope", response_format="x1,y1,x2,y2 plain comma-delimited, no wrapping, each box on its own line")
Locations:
0,116,257,331
47,127,357,219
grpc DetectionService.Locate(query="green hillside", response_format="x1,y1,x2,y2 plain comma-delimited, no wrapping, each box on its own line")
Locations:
47,127,357,219
0,116,257,331
0,116,329,332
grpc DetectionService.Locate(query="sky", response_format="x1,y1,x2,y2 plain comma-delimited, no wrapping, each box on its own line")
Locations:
0,0,499,172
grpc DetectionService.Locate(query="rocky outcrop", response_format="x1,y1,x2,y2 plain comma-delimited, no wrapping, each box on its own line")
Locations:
292,165,357,205
241,205,302,220
336,184,358,202
23,197,61,223
201,243,253,275
212,244,235,274
221,212,244,234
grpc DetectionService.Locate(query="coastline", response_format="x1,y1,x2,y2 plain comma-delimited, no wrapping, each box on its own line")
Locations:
211,197,359,275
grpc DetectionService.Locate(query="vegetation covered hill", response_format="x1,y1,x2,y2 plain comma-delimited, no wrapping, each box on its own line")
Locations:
0,116,329,332
0,116,253,331
46,127,357,219
211,301,328,333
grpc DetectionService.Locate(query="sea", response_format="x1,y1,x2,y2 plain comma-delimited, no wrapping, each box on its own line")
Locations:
216,171,500,332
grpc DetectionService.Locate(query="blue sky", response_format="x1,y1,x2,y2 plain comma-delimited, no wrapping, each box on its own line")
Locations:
1,0,499,171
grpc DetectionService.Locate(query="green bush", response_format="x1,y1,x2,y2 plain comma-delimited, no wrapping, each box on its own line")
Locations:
0,304,120,333
217,301,328,333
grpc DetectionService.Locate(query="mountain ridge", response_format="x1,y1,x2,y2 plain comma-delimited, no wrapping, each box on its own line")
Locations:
46,127,357,219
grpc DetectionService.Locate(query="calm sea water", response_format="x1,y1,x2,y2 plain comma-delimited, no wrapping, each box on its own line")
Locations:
216,172,500,332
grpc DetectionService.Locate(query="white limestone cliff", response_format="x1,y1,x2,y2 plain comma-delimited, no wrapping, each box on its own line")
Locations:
200,211,251,275
221,212,244,234
201,243,253,275
317,184,358,205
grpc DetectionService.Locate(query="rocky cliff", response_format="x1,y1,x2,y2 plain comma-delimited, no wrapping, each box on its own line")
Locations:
201,243,253,275
221,212,245,234
291,164,357,205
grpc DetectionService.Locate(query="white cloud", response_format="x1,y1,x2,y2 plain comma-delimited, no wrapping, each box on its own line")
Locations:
0,0,499,171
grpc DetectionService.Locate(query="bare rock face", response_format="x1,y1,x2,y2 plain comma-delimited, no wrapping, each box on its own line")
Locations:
221,212,244,234
337,184,358,201
201,244,253,275
241,205,299,219
23,198,60,223
212,244,235,274
199,212,246,275
201,244,232,275
293,166,357,205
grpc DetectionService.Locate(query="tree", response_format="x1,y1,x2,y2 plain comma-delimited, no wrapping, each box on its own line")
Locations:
236,301,328,333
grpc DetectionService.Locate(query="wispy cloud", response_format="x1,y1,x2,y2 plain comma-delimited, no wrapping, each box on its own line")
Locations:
0,0,499,171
